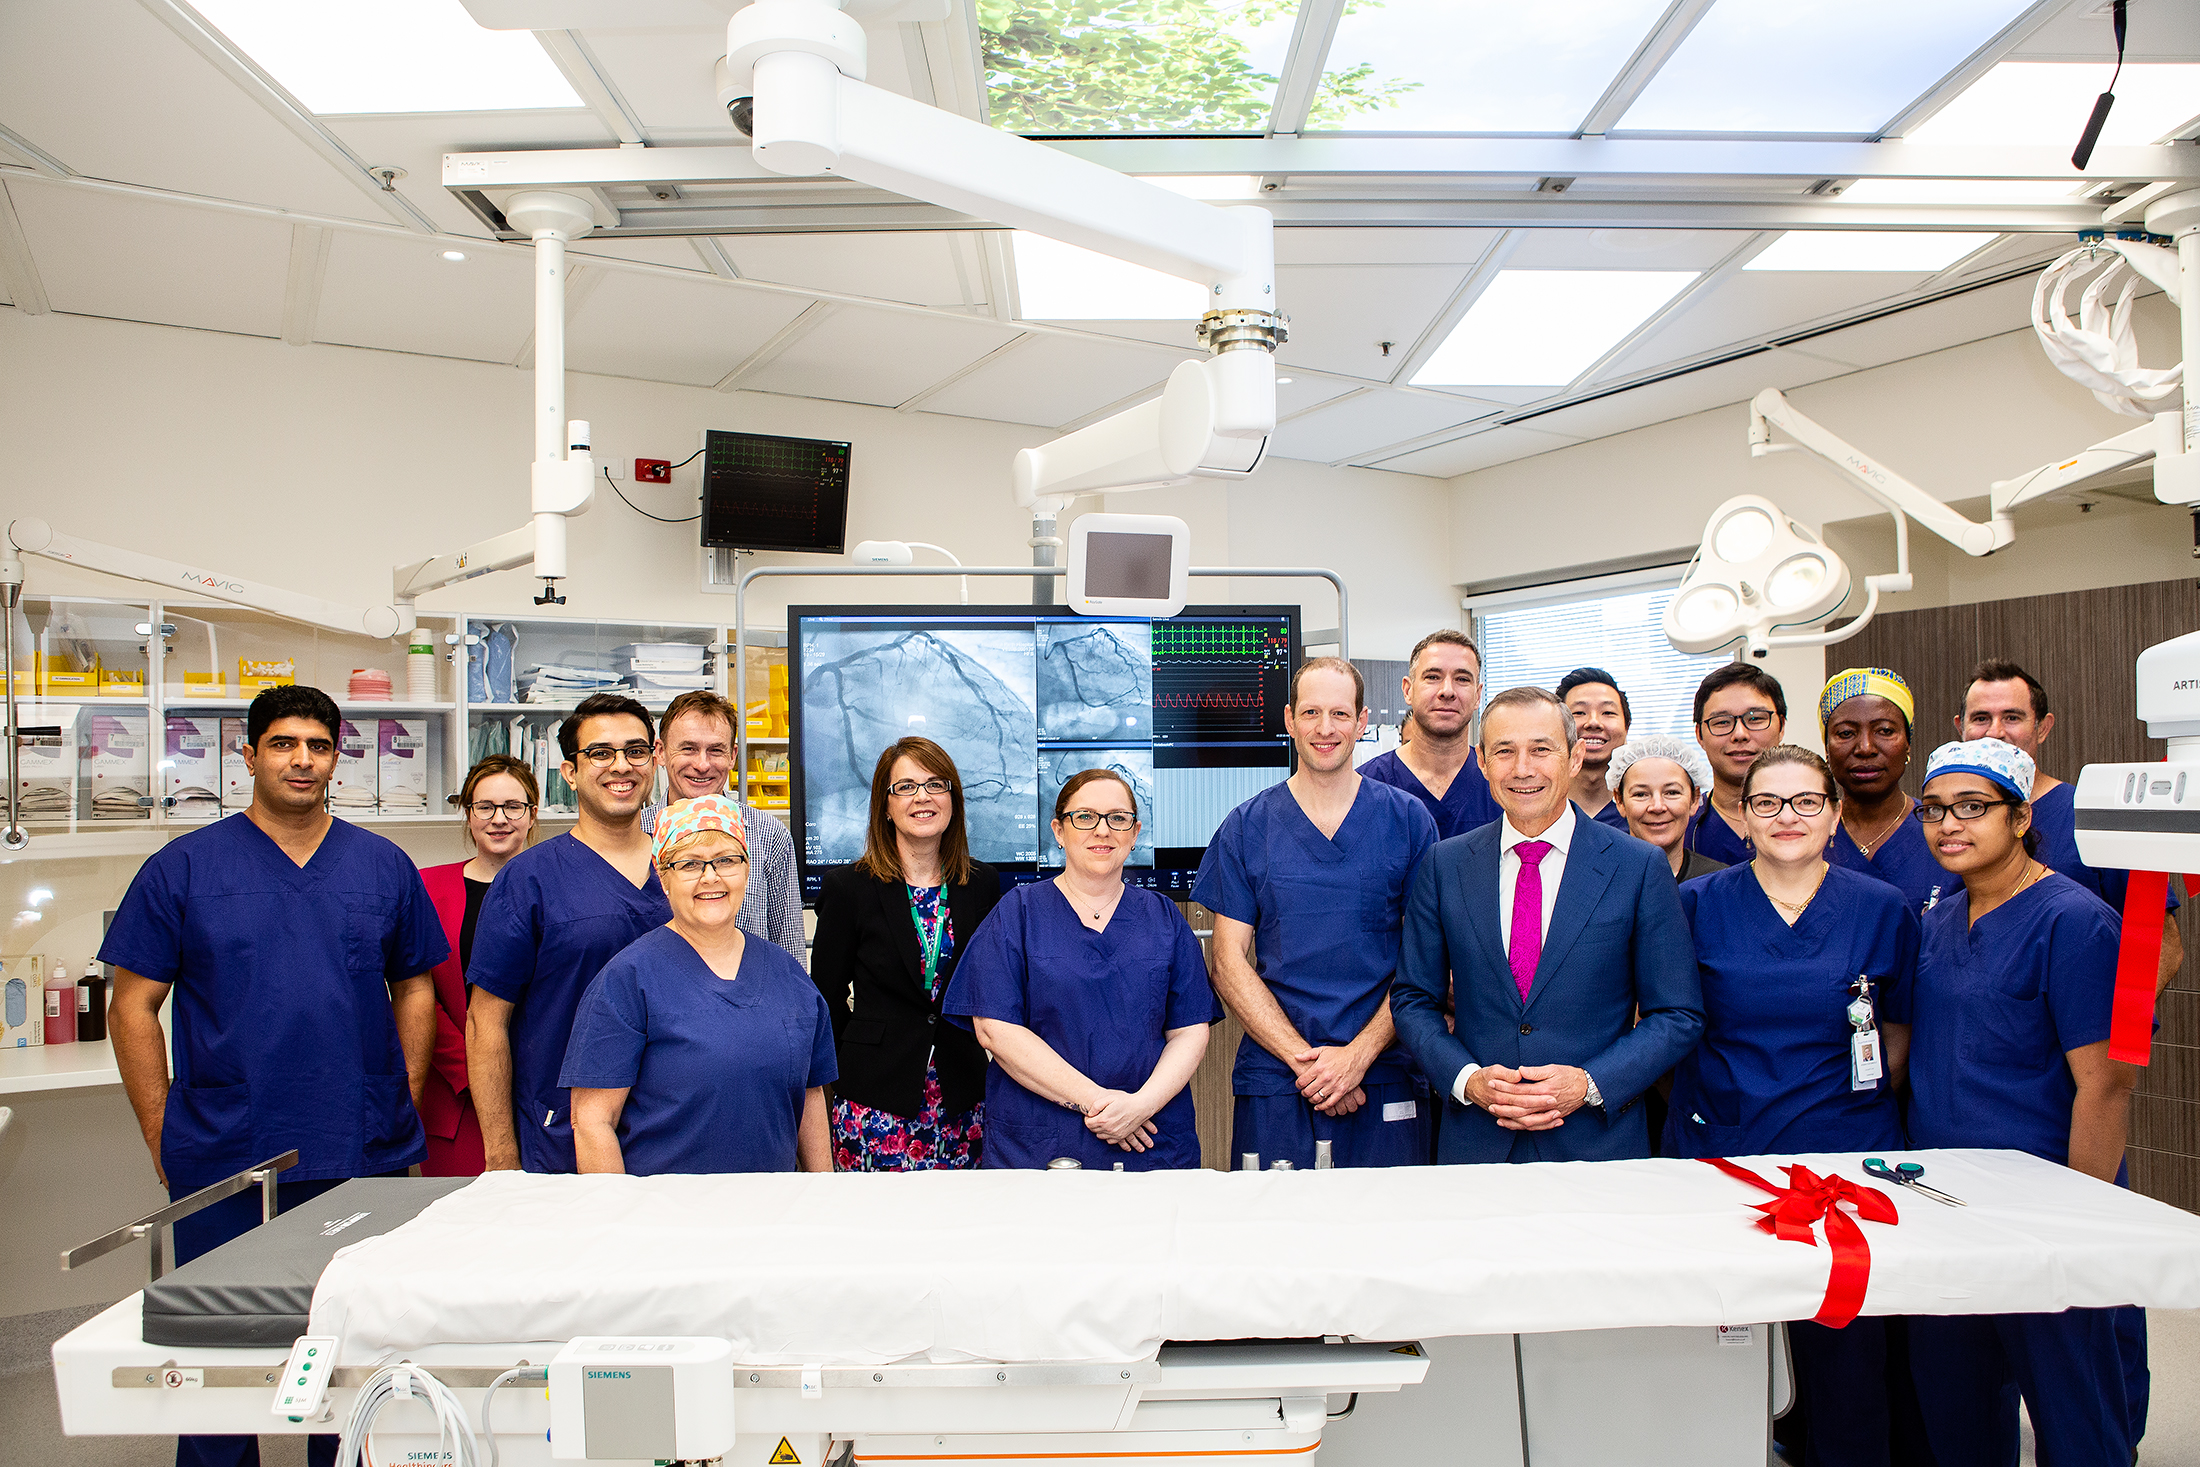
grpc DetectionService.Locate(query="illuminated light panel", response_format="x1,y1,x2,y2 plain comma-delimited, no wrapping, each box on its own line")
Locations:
1744,232,1999,272
1138,176,1264,200
1011,233,1208,320
1314,0,1669,132
1904,62,2200,147
1410,271,1698,388
192,0,582,113
1839,179,2089,204
1618,0,2033,133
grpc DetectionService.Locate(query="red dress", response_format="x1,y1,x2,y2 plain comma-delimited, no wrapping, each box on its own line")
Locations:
418,861,485,1176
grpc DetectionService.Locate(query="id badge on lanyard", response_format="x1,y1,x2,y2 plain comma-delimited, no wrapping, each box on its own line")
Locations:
1848,974,1884,1091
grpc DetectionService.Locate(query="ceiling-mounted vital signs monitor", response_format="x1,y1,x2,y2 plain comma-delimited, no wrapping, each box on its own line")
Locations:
1068,513,1189,619
700,429,851,555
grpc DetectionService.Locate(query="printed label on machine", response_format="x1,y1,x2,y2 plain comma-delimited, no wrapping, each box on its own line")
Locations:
770,1437,803,1464
1716,1325,1753,1347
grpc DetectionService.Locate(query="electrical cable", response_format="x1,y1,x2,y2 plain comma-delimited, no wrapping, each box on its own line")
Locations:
605,466,701,523
337,1364,482,1467
480,1366,549,1467
2071,0,2127,169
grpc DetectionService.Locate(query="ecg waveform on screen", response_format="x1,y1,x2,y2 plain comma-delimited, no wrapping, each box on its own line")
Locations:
1155,692,1264,709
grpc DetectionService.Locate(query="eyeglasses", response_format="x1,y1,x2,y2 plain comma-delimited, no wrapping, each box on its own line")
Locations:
665,855,748,878
1744,791,1831,819
576,742,654,766
887,778,953,798
1061,810,1137,831
1916,798,2018,823
466,800,535,820
1701,709,1778,736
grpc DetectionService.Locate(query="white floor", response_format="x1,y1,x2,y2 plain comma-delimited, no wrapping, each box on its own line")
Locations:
8,1307,2200,1466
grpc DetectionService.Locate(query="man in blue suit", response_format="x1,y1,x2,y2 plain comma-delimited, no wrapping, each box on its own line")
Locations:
1394,686,1703,1162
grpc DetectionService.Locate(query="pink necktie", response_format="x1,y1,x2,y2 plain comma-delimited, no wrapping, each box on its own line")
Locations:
1509,840,1552,1002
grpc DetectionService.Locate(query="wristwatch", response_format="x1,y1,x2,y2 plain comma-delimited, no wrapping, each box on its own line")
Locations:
1583,1072,1605,1109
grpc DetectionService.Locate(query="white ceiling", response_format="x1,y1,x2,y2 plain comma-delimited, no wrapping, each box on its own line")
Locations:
0,0,2190,484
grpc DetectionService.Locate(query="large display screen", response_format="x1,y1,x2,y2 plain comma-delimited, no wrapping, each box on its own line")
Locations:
700,429,851,554
788,605,1298,897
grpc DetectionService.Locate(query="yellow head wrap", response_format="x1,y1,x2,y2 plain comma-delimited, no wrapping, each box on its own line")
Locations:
1818,667,1914,729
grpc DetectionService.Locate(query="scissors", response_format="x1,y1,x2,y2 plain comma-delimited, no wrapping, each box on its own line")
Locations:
1863,1157,1966,1207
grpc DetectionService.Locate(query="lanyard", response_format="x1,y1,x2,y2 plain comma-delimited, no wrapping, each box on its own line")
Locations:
907,885,952,997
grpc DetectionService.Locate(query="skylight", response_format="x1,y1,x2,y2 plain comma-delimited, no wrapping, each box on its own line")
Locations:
1618,0,2032,134
193,0,582,113
1011,233,1209,320
1312,0,1667,133
1903,62,2200,147
1743,232,1998,272
1410,271,1698,388
981,1,1297,135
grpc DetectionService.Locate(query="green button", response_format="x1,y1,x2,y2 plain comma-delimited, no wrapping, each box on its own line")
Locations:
306,1349,317,1357
297,1377,307,1385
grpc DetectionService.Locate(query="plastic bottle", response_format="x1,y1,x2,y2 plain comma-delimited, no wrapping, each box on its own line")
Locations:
76,960,107,1043
44,963,76,1045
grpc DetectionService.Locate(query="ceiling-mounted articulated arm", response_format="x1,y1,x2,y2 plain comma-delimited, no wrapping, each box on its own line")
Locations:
7,517,410,640
718,0,1284,510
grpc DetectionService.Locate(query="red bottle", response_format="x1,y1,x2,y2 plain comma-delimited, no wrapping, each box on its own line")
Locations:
44,963,76,1045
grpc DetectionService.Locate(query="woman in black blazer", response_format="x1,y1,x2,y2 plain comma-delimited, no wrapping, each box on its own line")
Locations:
812,736,1002,1170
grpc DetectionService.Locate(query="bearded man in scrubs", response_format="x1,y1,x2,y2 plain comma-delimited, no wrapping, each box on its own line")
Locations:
104,685,445,1467
1959,658,2182,987
1194,658,1438,1169
467,693,671,1173
1821,668,1958,915
1558,667,1630,831
1360,629,1501,839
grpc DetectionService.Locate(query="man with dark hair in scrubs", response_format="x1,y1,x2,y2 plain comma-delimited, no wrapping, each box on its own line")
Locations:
104,684,445,1467
1687,663,1788,867
1195,657,1438,1169
1557,667,1631,831
1360,629,1501,839
467,692,671,1173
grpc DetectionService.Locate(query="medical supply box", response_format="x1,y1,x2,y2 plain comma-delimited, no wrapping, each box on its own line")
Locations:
2,956,43,1048
330,719,376,815
17,703,76,821
377,719,428,816
220,718,249,812
86,711,149,820
163,715,223,820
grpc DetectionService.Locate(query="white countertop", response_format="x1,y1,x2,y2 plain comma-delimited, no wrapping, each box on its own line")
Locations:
0,1038,122,1095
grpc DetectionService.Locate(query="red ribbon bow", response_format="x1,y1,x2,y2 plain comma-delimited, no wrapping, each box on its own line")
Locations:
1700,1158,1899,1328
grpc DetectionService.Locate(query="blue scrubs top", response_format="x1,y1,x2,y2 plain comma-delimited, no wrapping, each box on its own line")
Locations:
1586,800,1630,833
1360,748,1500,840
467,832,672,1173
98,815,448,1192
1686,800,1756,867
945,883,1219,1170
1190,779,1438,1095
1828,808,1962,916
559,927,837,1176
1909,873,2118,1166
1667,864,1915,1159
2031,781,2180,919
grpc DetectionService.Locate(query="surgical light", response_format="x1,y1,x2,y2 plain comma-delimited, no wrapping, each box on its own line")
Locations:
1662,494,1853,659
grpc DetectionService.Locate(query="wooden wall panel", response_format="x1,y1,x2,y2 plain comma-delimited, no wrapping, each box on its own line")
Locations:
1842,575,2199,1210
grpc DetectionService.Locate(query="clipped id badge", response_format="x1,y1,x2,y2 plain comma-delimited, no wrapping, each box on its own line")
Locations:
1848,974,1884,1091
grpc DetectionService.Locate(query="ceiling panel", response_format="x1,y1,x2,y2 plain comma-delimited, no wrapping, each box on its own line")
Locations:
1509,230,1756,271
314,228,534,362
0,0,396,222
1513,347,1852,444
1274,375,1363,418
11,179,288,338
719,232,980,309
1370,424,1585,479
921,335,1192,429
1602,272,1929,377
1775,274,2038,372
575,27,745,135
1275,264,1468,377
740,307,1018,408
328,112,615,238
571,236,714,272
565,271,814,386
1270,390,1500,465
1275,228,1503,267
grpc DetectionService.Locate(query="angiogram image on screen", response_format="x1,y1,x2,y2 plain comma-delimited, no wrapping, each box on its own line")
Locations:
1038,745,1157,870
1037,621,1152,742
798,624,1040,866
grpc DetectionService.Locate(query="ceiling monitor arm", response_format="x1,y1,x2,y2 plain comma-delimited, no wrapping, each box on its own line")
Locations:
718,0,1284,512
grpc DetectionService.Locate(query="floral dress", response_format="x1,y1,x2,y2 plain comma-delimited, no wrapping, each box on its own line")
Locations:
830,883,984,1170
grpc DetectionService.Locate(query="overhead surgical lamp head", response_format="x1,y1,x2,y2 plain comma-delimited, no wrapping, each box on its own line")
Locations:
1663,494,1852,661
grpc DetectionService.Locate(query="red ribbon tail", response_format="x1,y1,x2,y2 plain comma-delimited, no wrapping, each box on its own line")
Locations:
2111,870,2170,1066
1814,1208,1872,1328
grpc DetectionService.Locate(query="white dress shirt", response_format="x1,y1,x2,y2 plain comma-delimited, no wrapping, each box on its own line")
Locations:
1454,803,1601,1109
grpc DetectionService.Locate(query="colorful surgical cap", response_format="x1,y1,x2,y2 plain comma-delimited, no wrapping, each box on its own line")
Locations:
1605,736,1715,797
1819,667,1915,728
651,793,749,866
1922,739,2036,804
